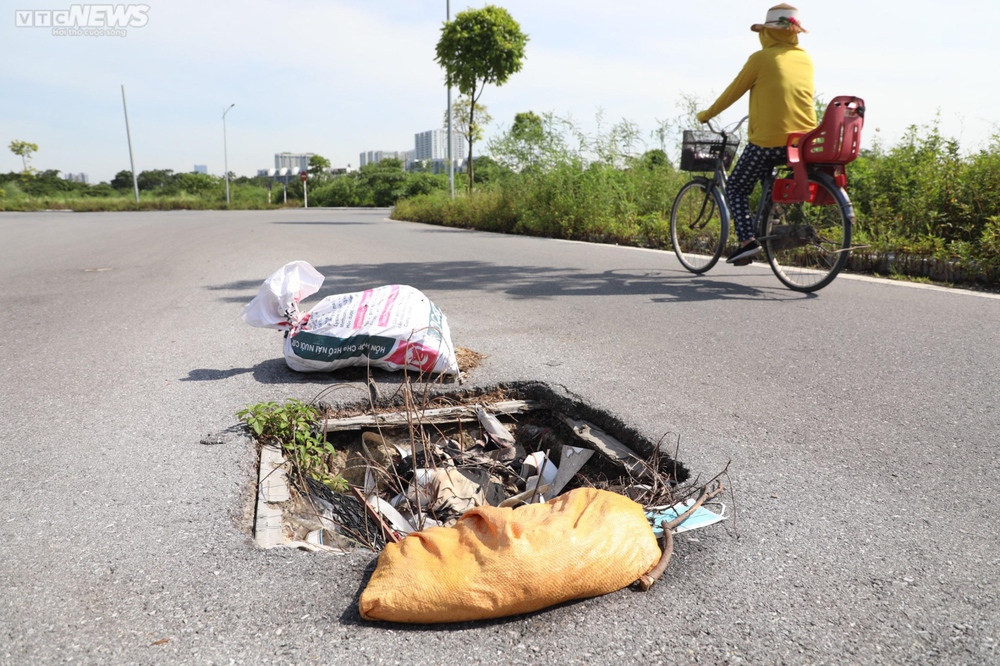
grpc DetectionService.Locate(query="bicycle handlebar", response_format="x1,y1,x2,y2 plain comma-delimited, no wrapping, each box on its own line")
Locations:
706,115,749,137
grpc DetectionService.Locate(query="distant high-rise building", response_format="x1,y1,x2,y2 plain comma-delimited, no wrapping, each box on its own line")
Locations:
274,152,315,172
414,129,463,162
360,150,409,167
64,172,88,184
193,164,208,174
359,132,461,172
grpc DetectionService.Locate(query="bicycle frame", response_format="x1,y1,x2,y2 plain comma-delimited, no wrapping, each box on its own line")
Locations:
689,116,749,224
703,117,744,200
673,141,852,285
672,104,861,291
702,146,848,250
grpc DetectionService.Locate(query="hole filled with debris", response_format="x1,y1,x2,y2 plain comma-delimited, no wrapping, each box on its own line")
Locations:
249,381,727,555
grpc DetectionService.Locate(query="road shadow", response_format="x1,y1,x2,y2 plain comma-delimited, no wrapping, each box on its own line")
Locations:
337,552,593,630
270,221,372,226
209,261,808,305
181,358,462,389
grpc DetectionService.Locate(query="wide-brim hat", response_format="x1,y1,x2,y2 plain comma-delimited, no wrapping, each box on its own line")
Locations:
751,3,807,33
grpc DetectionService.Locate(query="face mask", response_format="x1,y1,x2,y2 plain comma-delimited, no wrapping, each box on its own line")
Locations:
646,499,727,535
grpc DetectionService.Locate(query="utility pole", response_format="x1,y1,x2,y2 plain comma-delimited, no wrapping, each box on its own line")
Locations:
120,85,139,203
446,0,454,199
223,103,235,205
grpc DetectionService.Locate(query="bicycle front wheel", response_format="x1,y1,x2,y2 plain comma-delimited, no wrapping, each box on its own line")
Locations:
763,174,852,292
670,179,729,273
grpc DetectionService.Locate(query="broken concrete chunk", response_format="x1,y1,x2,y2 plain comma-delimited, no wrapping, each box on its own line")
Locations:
476,407,515,447
543,446,594,501
558,416,649,480
259,445,291,503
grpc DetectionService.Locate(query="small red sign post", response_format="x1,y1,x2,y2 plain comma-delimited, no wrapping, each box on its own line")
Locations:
300,171,308,208
299,171,307,182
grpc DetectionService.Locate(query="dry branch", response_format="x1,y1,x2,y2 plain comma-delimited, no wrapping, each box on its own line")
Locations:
637,482,725,591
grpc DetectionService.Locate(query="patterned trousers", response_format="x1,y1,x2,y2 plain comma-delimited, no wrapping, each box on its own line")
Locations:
727,143,787,242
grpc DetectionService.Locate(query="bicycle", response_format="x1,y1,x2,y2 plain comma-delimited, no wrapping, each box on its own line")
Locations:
669,96,865,292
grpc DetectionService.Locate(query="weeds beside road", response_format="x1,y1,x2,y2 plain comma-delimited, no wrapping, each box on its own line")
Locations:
5,117,998,287
394,120,1000,288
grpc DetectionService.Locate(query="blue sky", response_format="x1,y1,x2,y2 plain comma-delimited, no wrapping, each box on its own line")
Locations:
2,0,997,183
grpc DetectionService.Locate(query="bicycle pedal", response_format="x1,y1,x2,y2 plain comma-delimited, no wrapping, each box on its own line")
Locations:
731,257,753,266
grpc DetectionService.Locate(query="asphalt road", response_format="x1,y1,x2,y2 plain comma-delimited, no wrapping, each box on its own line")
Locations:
1,209,998,665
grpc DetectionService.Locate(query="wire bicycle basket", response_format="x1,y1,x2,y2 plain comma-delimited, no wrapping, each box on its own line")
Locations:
680,130,738,172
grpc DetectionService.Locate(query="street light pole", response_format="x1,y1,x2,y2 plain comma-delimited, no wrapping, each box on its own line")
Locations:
222,103,235,205
446,0,454,199
120,84,140,204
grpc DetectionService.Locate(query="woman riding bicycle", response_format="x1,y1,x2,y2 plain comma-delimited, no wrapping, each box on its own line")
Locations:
697,3,817,265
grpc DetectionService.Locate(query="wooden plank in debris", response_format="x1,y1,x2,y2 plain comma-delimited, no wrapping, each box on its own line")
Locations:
498,483,550,508
557,416,650,480
322,400,542,432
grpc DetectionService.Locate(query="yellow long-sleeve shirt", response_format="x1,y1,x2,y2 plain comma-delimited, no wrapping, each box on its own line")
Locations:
698,29,817,148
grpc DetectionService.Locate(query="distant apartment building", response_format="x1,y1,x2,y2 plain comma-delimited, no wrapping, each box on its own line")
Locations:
63,172,88,184
414,129,463,162
193,164,208,174
358,150,414,169
356,128,467,173
257,158,351,178
274,152,315,172
361,150,398,167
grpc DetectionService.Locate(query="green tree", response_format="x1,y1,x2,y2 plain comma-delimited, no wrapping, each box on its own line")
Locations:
404,172,448,198
471,155,505,185
313,173,363,207
137,169,175,191
173,172,218,196
446,96,492,176
22,169,79,197
359,158,408,206
487,110,570,173
111,170,134,190
308,154,331,182
815,94,827,124
640,149,670,169
435,4,528,192
9,140,38,173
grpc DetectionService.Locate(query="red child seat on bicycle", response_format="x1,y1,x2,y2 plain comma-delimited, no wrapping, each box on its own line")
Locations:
774,96,865,204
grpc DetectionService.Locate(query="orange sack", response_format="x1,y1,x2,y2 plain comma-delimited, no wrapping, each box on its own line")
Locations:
358,487,661,623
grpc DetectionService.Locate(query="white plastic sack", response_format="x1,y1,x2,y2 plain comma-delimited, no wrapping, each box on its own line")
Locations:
240,260,324,329
241,261,459,375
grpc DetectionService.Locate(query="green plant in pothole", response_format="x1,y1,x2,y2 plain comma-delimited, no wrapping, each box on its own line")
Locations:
237,399,347,491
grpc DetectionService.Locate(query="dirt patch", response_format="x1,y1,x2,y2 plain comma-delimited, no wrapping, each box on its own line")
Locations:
455,347,487,373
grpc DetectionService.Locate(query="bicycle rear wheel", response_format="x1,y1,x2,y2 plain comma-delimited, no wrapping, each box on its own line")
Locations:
670,179,729,273
763,173,852,292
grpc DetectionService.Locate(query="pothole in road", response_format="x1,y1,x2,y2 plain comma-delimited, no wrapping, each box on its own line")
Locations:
250,380,709,553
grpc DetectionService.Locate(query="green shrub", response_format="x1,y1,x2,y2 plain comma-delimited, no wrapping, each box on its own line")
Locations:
82,183,117,198
312,176,364,207
237,399,345,491
394,113,1000,285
